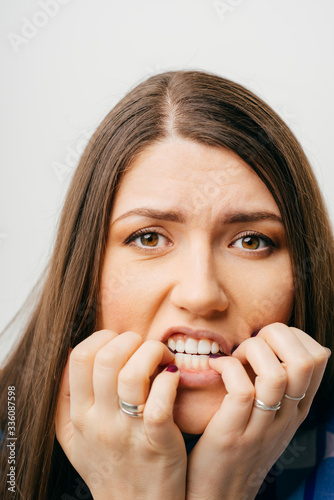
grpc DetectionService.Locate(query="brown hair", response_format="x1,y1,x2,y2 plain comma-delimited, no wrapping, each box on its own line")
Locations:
1,70,333,499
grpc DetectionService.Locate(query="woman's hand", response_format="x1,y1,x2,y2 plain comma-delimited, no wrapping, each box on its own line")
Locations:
186,323,330,500
55,330,187,500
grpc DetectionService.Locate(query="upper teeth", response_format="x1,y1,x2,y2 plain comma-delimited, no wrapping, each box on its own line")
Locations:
167,336,221,355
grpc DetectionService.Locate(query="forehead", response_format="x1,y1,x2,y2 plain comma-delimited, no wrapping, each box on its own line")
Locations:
112,138,279,219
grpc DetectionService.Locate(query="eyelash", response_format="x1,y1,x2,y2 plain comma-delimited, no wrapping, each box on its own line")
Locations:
123,228,276,255
123,227,170,252
230,231,276,255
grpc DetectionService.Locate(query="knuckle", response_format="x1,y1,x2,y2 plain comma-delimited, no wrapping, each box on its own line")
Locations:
118,370,138,388
120,432,141,451
293,354,314,377
234,387,255,404
95,348,117,369
145,404,170,425
259,369,287,391
70,410,86,432
95,424,112,445
70,347,91,366
313,348,330,367
145,414,168,426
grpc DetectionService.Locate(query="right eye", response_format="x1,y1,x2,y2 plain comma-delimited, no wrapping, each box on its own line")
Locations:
124,229,172,251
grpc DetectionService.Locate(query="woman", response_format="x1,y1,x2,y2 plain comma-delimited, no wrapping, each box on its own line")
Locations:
0,70,333,499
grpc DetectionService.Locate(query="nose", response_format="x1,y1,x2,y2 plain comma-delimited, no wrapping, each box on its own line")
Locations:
170,241,229,317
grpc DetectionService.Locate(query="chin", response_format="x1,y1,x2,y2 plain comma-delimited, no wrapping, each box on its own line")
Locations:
173,386,226,434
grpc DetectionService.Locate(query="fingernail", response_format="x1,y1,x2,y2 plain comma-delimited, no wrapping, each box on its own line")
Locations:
166,364,178,372
231,344,239,354
209,353,223,358
251,330,259,337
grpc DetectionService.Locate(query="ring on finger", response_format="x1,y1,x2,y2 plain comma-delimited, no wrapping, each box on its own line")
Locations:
253,398,281,411
284,392,306,401
119,399,145,418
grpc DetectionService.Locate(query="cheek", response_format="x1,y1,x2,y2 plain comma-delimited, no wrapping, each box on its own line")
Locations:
230,257,295,334
99,284,130,332
98,261,163,333
249,285,294,326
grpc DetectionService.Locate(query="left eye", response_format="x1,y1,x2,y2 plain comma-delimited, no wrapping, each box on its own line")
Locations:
232,235,271,250
129,231,169,248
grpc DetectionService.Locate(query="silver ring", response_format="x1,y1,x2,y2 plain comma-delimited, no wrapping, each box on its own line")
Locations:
284,393,306,401
119,399,145,418
253,398,281,411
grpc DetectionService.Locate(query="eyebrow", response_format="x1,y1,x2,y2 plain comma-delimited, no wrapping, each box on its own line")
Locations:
111,208,283,226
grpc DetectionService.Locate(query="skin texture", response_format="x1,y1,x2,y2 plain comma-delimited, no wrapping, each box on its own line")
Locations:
56,138,330,499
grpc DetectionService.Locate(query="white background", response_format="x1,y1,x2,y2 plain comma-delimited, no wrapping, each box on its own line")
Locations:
1,0,333,358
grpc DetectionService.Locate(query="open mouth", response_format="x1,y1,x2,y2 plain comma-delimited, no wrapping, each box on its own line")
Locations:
166,333,226,370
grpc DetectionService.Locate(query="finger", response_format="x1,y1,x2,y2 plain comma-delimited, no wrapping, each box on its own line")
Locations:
144,365,181,447
69,330,118,414
55,353,72,452
284,327,330,411
93,331,144,412
250,324,314,401
208,356,254,439
117,341,175,406
249,324,329,410
233,337,287,422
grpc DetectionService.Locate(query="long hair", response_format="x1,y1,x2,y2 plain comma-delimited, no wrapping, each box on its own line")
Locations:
1,70,333,499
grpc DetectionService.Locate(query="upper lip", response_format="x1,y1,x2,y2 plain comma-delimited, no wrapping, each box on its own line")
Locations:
161,326,232,354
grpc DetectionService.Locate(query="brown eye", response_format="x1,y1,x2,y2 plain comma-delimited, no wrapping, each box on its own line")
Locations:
242,236,260,250
231,233,274,252
140,233,159,247
125,230,171,250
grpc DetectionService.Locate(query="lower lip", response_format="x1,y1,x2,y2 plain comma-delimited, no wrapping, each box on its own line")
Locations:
178,367,222,387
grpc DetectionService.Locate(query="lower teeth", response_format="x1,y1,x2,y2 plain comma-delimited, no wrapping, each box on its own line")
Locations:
174,352,210,370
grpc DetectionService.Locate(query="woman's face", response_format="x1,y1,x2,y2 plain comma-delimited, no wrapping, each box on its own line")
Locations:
98,137,294,434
